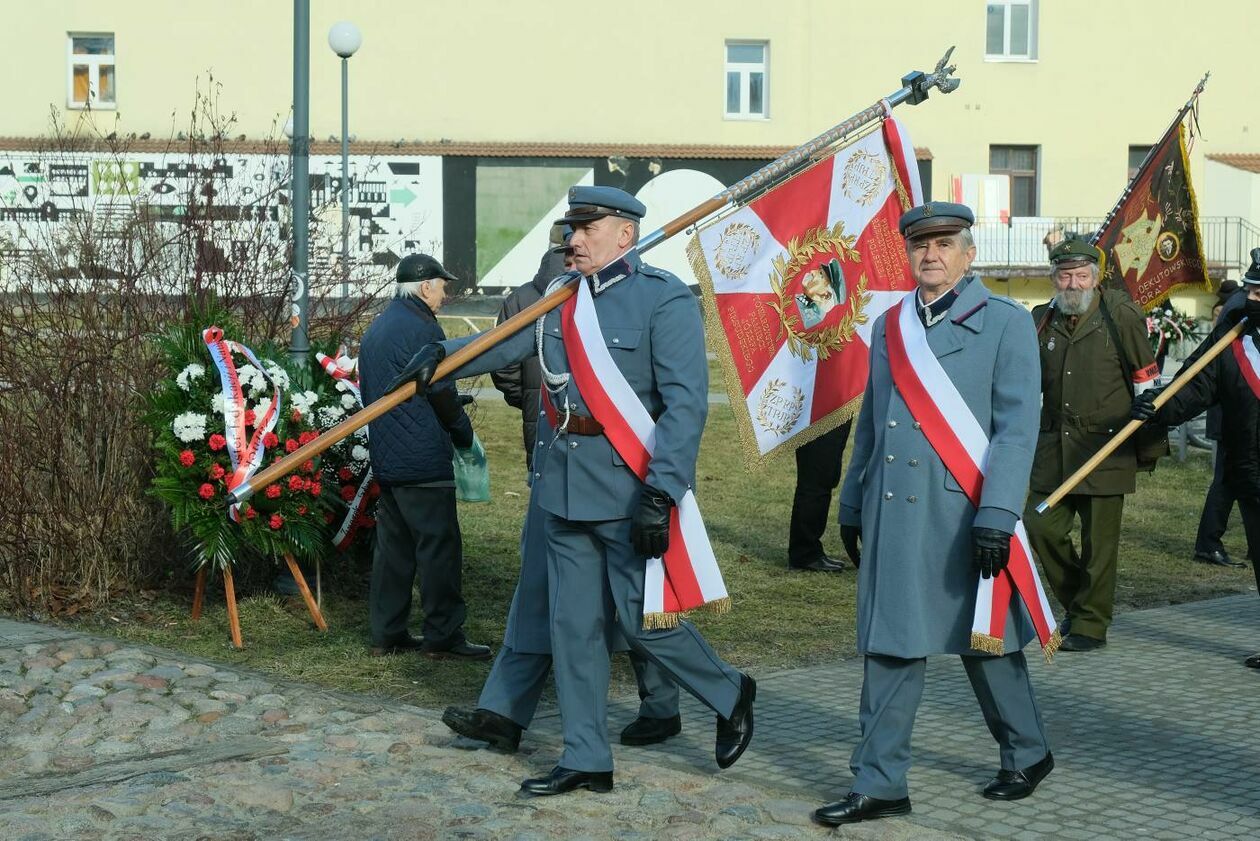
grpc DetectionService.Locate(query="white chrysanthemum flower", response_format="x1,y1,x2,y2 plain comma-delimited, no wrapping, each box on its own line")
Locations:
354,426,368,440
335,380,351,393
176,363,205,391
351,445,369,462
340,393,358,409
236,364,261,390
210,392,226,414
263,361,290,390
254,396,273,419
172,411,207,443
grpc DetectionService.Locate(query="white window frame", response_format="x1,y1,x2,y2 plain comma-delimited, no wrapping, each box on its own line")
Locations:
984,0,1038,63
724,40,769,121
67,32,117,110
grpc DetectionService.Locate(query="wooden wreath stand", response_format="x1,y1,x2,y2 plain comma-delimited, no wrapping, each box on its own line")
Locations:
190,553,328,648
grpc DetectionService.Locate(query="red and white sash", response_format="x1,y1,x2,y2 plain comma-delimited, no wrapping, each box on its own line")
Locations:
315,348,374,551
559,279,730,628
883,297,1060,660
1231,335,1260,399
203,327,282,522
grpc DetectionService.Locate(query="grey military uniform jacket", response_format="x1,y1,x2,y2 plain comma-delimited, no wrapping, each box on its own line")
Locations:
441,250,708,522
838,277,1041,657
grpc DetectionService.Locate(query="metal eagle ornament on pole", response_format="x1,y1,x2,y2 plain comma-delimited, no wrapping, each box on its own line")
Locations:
225,47,961,507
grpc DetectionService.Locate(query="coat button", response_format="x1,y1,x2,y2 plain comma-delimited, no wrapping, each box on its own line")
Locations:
612,337,620,344
907,495,917,503
569,441,579,449
913,421,921,429
888,420,898,428
908,459,919,466
534,472,541,479
567,402,577,410
885,454,895,463
883,492,894,500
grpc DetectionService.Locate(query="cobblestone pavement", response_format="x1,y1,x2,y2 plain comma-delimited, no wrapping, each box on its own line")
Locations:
2,595,1257,840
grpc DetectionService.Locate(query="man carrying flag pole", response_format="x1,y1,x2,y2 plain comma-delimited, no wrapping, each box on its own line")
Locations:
817,202,1057,826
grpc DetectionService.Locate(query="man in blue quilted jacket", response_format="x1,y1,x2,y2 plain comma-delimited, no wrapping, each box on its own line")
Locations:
359,254,492,661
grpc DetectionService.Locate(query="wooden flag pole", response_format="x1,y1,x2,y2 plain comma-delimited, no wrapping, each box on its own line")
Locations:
1036,320,1245,514
226,48,961,508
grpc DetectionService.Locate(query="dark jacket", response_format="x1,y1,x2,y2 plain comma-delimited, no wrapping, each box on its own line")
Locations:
1156,317,1260,500
359,296,474,486
490,252,563,470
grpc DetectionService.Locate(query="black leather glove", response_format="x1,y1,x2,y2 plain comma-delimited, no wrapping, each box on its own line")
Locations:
386,342,445,395
972,527,1011,579
1129,390,1159,423
840,524,862,569
631,485,674,558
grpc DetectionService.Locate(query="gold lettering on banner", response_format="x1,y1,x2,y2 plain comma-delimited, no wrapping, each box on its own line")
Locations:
865,215,910,290
841,149,888,207
754,378,805,436
725,301,776,376
714,221,761,282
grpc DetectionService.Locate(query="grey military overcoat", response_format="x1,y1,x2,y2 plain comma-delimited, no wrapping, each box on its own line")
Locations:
838,277,1042,658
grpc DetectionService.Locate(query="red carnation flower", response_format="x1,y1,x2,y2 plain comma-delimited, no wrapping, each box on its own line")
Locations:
269,513,284,530
299,431,318,446
244,409,257,426
265,484,282,499
198,483,215,500
340,484,357,502
263,432,279,448
244,505,258,520
297,505,308,515
284,439,299,453
288,475,305,492
309,482,322,497
208,434,227,452
301,459,315,474
208,463,226,480
178,450,196,468
337,466,353,482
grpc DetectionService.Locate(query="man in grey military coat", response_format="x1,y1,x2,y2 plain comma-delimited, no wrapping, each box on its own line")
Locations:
393,186,755,797
814,203,1054,826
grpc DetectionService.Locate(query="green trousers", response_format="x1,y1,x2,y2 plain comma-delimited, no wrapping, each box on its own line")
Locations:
1024,493,1125,641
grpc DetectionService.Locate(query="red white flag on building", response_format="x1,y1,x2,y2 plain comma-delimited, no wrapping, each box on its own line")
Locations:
688,116,922,465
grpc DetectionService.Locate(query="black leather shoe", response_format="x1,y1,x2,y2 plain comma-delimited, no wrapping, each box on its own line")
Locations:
715,673,756,769
518,766,613,797
813,792,912,825
368,634,425,656
1244,653,1260,669
442,706,522,752
620,713,682,746
422,640,493,661
982,752,1054,801
1058,634,1106,652
789,555,848,572
1193,550,1246,568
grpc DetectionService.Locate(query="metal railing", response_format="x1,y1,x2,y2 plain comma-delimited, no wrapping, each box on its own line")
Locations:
971,215,1260,272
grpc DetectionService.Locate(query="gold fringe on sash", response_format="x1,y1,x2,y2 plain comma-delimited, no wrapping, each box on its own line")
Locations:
969,632,1005,656
642,596,733,631
1041,629,1063,663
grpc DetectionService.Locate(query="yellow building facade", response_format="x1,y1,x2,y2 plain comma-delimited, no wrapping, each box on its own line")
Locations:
2,0,1259,310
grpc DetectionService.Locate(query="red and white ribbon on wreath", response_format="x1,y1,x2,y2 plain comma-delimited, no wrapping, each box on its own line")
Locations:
883,297,1060,660
560,279,729,628
1231,333,1260,399
315,347,374,550
203,327,282,522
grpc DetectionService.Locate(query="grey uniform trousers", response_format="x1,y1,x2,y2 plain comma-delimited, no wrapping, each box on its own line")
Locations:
545,512,744,772
850,652,1049,800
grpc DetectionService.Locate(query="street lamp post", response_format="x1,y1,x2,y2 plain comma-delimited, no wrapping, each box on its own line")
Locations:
328,21,362,308
290,0,311,364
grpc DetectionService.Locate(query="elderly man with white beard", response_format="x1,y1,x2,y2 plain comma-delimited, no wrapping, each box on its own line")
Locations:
1024,238,1161,652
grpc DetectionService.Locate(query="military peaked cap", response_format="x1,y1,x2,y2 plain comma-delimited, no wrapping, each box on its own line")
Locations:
898,202,975,239
554,185,646,226
1049,237,1103,268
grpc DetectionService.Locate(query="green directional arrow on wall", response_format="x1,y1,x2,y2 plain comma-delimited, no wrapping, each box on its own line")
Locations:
390,187,416,206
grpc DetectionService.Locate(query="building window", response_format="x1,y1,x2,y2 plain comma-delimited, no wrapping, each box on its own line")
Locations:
985,1,1037,61
725,41,767,120
990,145,1039,217
1127,145,1153,181
68,33,116,109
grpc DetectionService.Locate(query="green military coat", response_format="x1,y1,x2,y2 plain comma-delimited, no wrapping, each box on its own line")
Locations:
1029,289,1158,496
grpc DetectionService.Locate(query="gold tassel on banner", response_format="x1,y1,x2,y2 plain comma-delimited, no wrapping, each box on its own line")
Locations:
641,596,733,631
1041,629,1063,663
969,632,1005,656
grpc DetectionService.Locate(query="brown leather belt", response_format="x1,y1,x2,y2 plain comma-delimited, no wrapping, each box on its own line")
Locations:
564,414,605,436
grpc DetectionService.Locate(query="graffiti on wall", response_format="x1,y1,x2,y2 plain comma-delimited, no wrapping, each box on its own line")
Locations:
0,150,443,286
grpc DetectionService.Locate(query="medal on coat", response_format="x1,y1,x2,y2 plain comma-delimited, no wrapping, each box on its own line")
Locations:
1046,337,1056,351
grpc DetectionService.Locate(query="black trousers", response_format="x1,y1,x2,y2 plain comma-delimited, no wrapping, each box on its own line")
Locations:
788,420,852,567
1234,497,1260,594
370,485,467,650
1195,446,1237,557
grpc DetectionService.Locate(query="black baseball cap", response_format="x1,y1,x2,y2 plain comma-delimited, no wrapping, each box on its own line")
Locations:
396,253,457,283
